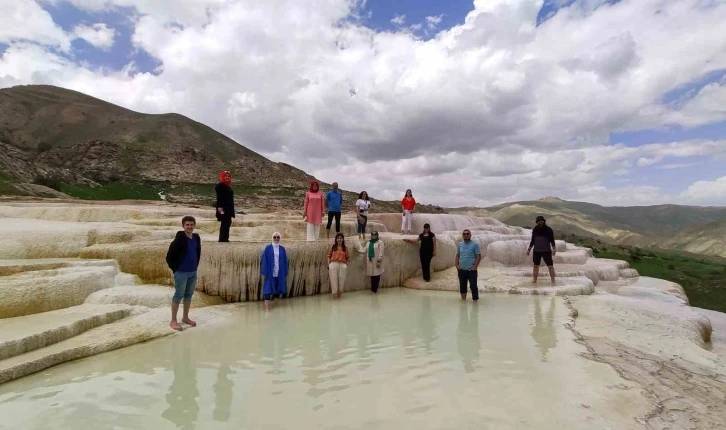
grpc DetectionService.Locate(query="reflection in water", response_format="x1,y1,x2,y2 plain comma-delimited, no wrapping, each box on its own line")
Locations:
457,303,481,373
418,296,437,354
161,341,199,429
0,291,649,430
213,364,233,422
530,296,558,362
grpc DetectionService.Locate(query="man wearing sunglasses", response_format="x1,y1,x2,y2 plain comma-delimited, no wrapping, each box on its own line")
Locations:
526,216,556,284
455,229,481,301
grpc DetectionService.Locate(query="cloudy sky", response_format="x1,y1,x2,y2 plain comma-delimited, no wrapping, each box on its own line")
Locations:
1,0,725,208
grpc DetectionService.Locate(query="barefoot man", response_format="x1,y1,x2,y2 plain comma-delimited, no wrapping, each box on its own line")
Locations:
455,229,481,301
526,216,556,284
165,216,202,331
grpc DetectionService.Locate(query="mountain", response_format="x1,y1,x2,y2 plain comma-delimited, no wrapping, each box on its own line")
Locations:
0,84,307,186
449,197,726,257
0,85,444,213
663,220,726,257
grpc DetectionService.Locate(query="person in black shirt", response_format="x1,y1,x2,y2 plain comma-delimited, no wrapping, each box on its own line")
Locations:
215,171,235,242
165,216,202,331
526,215,557,284
405,223,437,282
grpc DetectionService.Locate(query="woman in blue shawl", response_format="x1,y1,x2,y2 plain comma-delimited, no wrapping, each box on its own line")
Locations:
261,231,288,311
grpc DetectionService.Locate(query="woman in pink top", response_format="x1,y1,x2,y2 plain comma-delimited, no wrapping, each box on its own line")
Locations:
303,180,325,241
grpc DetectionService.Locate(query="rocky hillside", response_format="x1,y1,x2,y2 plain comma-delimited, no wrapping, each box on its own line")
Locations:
0,85,308,186
663,220,726,258
450,197,726,257
0,85,444,213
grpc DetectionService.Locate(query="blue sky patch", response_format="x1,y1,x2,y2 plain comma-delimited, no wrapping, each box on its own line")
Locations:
361,0,474,38
605,155,724,194
537,0,622,26
610,121,726,148
41,1,161,74
661,69,726,106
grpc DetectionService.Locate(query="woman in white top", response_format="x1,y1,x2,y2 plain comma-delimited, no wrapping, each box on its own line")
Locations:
355,191,371,240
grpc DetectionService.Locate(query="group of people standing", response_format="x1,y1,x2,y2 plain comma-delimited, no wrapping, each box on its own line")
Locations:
165,214,557,330
157,171,557,329
215,173,418,243
165,211,486,331
302,180,418,241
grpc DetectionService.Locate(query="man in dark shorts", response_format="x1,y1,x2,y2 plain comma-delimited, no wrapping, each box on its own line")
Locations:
526,215,556,284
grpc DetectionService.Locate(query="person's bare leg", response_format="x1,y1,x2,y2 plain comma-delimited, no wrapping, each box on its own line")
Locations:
170,301,182,331
182,300,196,327
548,266,556,284
461,293,467,300
532,265,540,284
264,300,270,311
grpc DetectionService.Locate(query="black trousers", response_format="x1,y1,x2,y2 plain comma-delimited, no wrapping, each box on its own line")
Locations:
219,216,232,242
458,269,479,300
357,214,368,234
420,251,433,281
370,275,381,293
326,211,341,232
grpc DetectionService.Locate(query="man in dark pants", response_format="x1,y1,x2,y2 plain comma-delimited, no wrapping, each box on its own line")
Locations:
165,216,202,331
215,171,235,242
455,229,481,301
325,182,343,238
526,215,557,284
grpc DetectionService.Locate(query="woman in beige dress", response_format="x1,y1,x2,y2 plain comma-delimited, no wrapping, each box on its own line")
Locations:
356,230,385,294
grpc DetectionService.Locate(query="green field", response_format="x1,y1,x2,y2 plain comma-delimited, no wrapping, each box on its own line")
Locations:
561,234,726,313
52,180,404,212
54,180,303,201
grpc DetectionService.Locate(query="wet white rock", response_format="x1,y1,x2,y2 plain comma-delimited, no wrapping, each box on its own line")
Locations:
0,199,723,428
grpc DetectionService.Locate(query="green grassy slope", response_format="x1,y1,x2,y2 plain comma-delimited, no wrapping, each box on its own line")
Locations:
562,234,726,313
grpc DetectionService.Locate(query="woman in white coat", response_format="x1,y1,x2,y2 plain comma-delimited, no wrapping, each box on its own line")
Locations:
357,230,385,293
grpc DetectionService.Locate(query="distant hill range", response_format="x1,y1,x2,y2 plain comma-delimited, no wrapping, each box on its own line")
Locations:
0,85,444,213
449,197,726,258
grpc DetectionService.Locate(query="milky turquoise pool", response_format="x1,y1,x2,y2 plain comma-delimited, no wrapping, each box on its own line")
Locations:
0,289,649,429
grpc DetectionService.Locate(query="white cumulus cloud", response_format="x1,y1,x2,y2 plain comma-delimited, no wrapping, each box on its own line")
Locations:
73,23,117,50
681,176,726,205
425,14,443,29
390,14,406,25
0,0,71,50
1,0,726,207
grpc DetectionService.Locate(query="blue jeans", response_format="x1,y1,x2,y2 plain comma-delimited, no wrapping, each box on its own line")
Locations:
173,271,197,303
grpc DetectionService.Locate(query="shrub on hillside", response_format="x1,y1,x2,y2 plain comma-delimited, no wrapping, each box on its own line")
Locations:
37,141,52,153
33,176,62,191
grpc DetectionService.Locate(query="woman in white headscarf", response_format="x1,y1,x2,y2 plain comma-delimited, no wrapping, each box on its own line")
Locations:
261,232,288,311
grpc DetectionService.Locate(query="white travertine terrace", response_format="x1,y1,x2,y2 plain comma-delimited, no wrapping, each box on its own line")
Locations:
0,201,724,428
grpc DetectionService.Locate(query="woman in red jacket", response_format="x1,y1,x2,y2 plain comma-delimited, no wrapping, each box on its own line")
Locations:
401,189,416,234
